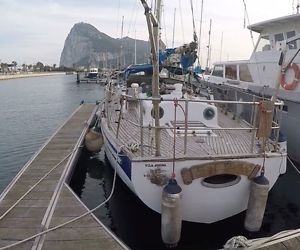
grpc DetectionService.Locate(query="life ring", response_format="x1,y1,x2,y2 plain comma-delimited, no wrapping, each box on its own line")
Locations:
280,63,300,90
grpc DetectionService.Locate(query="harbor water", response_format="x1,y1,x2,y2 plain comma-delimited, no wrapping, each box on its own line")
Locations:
1,75,300,249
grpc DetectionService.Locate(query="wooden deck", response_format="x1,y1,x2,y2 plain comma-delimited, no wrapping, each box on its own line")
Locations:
259,239,300,250
106,95,269,161
0,104,126,250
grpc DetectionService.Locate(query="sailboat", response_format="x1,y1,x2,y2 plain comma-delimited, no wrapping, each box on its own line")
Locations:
99,0,287,244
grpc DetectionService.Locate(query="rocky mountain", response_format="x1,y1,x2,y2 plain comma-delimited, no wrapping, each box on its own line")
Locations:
59,22,150,68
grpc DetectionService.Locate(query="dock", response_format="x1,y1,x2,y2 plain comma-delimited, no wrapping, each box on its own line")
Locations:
76,72,107,84
0,104,127,250
250,231,300,249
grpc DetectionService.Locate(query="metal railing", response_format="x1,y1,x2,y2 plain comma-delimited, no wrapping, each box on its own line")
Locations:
105,85,284,159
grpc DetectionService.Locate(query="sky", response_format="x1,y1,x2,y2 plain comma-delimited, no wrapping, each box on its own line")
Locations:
0,0,296,67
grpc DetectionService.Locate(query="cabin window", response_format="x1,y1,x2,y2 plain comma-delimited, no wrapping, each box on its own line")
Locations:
211,65,223,77
239,64,253,82
287,31,297,49
256,36,271,52
274,33,284,42
274,33,285,50
225,65,237,80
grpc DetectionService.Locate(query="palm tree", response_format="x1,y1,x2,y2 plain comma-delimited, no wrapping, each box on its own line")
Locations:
12,61,17,73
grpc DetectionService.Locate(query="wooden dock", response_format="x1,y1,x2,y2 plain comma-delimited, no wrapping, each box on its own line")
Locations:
252,233,300,249
76,73,107,84
0,104,127,250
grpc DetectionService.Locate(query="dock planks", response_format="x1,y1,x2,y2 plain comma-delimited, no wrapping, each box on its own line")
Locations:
257,235,300,249
0,104,126,250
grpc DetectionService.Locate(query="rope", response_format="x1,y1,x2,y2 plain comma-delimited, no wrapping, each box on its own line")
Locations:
223,236,252,249
171,99,185,178
222,155,300,250
172,99,178,178
0,146,123,250
223,228,300,249
162,4,168,47
126,142,139,152
247,229,300,249
0,148,78,222
288,155,300,175
178,0,185,43
242,0,263,86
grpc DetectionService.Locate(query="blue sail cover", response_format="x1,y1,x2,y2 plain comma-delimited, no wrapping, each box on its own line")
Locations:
159,46,198,74
159,48,175,63
193,65,204,74
124,64,153,80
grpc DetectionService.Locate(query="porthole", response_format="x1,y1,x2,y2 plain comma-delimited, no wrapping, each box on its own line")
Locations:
151,107,164,119
201,174,241,188
203,107,215,120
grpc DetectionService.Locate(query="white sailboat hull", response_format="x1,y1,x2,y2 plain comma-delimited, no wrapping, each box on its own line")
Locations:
101,121,286,223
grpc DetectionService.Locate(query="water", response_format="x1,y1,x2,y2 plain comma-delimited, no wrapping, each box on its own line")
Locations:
0,75,104,192
70,149,300,250
1,75,300,249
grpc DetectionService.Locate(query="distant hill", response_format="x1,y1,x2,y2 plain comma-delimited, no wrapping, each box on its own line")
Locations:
59,22,150,68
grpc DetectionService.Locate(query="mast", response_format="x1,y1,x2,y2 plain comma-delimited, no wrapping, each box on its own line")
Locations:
198,0,203,65
206,19,212,70
134,30,137,64
220,31,223,61
153,0,162,156
172,8,176,47
140,0,162,156
119,16,124,70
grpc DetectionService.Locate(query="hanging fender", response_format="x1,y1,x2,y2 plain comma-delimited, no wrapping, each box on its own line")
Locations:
280,63,300,90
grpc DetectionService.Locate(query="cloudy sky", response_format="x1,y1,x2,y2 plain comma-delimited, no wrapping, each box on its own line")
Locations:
0,0,296,66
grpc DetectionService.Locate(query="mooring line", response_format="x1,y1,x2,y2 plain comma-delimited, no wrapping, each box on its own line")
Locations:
0,148,77,222
0,145,123,250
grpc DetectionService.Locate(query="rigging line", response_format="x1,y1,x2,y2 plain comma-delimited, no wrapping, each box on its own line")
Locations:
242,0,255,48
115,0,121,38
162,3,168,47
292,0,294,13
288,155,300,176
242,0,262,85
178,0,185,44
189,0,197,40
198,0,204,65
132,3,139,37
126,1,139,37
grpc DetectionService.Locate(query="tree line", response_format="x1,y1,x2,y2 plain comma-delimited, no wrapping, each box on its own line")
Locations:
0,61,74,73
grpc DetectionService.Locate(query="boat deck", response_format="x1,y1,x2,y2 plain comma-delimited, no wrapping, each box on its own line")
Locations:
106,96,266,161
0,104,126,250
